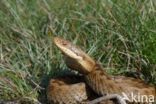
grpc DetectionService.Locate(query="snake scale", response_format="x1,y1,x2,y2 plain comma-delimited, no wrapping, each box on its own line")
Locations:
47,37,155,104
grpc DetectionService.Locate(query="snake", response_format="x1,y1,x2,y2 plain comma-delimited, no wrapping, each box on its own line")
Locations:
47,37,155,104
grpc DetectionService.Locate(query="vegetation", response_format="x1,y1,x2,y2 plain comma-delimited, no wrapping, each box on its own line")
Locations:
0,0,156,103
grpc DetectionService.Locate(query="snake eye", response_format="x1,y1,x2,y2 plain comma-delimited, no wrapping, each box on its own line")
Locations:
61,40,68,45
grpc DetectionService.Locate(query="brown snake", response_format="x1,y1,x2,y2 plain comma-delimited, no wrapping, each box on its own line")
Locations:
47,37,156,104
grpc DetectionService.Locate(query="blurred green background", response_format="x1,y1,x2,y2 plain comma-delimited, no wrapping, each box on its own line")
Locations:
0,0,156,103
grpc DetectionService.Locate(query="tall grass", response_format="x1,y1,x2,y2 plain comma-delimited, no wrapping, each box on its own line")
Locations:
0,0,156,103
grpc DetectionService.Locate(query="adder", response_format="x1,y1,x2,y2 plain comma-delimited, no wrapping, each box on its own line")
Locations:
47,37,155,104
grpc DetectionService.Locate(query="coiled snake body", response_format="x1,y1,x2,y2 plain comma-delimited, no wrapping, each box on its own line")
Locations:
47,37,155,104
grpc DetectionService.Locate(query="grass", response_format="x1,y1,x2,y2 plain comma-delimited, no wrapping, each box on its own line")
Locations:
0,0,156,103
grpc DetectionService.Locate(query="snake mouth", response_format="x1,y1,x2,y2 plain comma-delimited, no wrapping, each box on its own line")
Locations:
54,37,83,60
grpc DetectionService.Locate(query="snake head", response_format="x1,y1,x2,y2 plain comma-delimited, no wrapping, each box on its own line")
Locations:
54,37,96,74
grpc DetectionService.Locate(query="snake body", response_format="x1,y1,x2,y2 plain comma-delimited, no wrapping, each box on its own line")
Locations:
47,75,88,104
85,68,155,103
47,37,155,104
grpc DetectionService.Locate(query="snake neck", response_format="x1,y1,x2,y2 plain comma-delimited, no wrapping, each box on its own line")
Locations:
84,64,123,96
